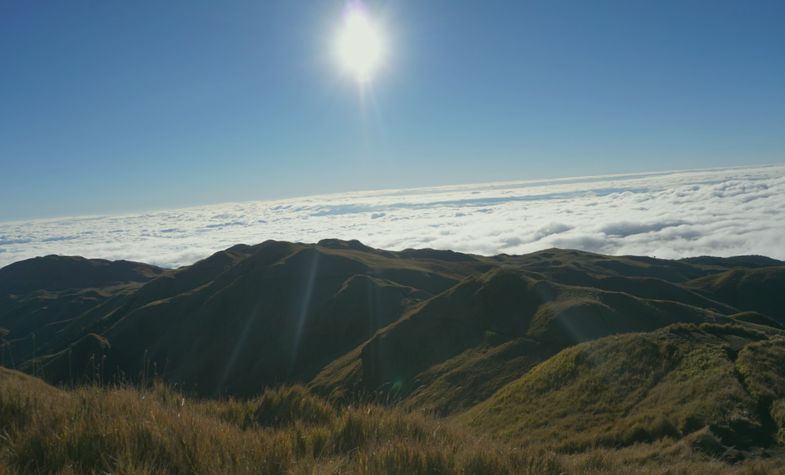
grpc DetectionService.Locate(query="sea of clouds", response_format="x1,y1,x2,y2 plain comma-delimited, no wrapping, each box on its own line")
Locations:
1,166,784,269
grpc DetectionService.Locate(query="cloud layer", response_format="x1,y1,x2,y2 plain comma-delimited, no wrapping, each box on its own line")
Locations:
2,166,784,268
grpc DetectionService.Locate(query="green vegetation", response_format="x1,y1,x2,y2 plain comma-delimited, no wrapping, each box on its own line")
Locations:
2,368,783,475
3,242,785,472
462,323,785,461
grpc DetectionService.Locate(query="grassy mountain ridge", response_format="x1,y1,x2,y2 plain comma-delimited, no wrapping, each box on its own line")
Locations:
2,240,785,472
2,240,780,398
463,323,785,454
311,266,728,413
0,256,164,366
2,241,498,395
687,267,785,319
0,255,164,295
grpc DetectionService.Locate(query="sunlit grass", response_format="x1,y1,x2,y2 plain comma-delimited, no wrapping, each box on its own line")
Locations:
1,368,783,474
0,372,556,474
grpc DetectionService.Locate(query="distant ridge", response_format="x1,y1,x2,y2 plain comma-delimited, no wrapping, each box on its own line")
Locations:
0,255,164,294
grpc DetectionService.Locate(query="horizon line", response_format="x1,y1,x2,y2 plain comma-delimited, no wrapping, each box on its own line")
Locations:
2,162,783,225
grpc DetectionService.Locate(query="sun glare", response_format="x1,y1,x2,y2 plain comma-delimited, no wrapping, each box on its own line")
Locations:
334,8,386,84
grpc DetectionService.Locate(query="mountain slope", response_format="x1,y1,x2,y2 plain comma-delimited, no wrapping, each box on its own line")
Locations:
3,240,785,472
4,241,500,395
310,267,727,413
687,267,785,320
0,255,164,294
0,256,164,365
2,240,782,404
462,322,785,458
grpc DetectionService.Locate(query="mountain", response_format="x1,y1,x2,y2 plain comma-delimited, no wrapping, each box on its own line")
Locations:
2,240,496,394
0,255,164,294
2,240,785,470
0,256,164,366
463,323,785,459
2,241,781,399
686,266,785,318
309,266,730,414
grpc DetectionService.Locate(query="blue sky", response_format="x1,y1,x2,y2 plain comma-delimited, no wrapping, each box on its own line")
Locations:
1,0,784,220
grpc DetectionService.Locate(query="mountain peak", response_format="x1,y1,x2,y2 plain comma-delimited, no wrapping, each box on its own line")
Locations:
0,255,164,294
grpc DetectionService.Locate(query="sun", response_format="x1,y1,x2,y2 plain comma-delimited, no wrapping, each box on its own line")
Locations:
334,8,386,84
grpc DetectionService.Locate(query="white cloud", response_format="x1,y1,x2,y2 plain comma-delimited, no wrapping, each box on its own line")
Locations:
1,166,784,268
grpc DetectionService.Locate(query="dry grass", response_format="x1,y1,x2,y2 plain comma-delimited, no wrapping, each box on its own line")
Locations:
2,368,784,474
0,370,557,474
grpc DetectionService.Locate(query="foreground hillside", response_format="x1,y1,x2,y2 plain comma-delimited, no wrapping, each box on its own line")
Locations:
2,240,785,472
464,324,785,455
0,368,780,475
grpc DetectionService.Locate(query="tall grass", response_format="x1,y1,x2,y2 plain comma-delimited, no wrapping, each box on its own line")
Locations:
1,370,783,474
0,373,556,474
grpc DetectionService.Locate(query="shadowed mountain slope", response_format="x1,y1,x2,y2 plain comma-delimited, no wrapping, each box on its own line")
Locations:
309,267,728,413
687,267,785,320
2,241,498,395
0,255,164,294
1,240,781,406
0,256,164,365
96,241,497,396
